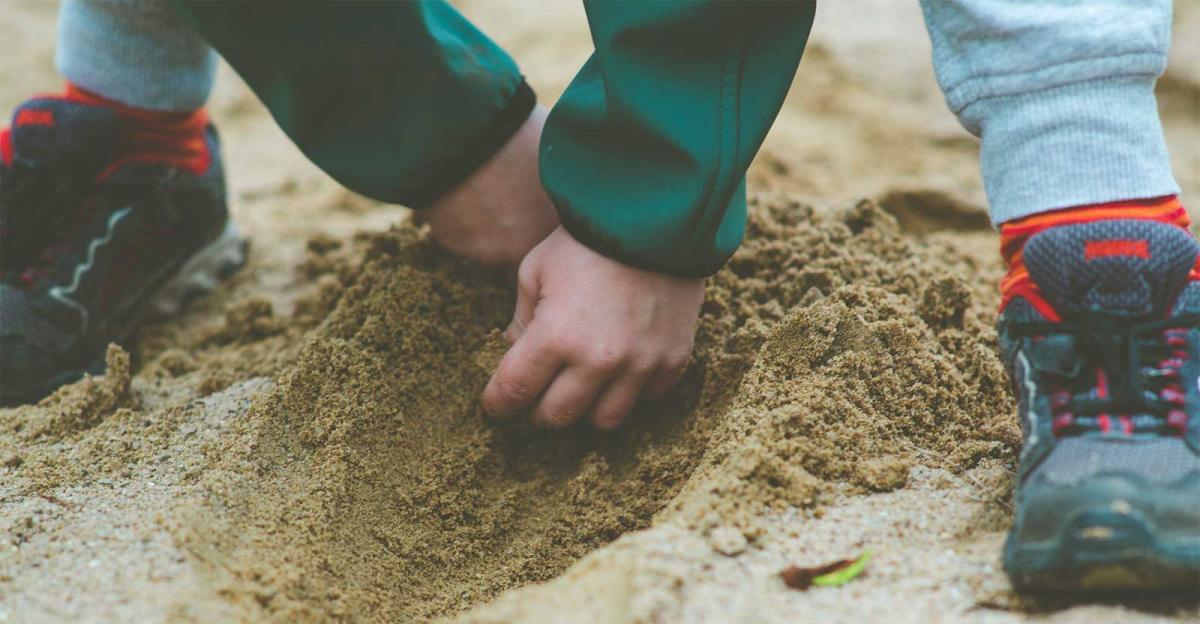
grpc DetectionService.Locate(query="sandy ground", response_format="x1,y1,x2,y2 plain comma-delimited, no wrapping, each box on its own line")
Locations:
1,1,1198,622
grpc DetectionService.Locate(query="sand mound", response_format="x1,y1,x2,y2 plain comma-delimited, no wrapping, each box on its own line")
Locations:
8,194,1192,622
84,196,1014,621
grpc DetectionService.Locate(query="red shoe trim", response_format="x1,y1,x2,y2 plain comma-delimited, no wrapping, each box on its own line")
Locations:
1000,197,1187,265
1084,239,1150,260
0,128,11,166
998,196,1194,317
15,109,55,127
63,83,211,176
998,280,1062,323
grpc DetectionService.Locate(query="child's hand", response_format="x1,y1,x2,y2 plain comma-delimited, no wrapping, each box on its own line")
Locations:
424,106,558,268
481,227,704,430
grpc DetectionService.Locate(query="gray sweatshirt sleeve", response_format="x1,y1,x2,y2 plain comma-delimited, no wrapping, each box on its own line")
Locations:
919,0,1180,224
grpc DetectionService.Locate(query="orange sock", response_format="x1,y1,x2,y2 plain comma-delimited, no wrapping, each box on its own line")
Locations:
62,83,211,176
998,196,1192,318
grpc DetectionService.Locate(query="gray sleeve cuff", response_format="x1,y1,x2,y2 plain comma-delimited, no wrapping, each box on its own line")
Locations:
56,0,216,111
963,76,1180,225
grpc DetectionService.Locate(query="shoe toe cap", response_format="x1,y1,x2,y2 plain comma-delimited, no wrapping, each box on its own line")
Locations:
0,284,89,405
1015,438,1200,544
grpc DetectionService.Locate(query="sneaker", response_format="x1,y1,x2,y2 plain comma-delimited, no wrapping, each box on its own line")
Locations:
999,218,1200,590
0,99,121,282
0,97,245,406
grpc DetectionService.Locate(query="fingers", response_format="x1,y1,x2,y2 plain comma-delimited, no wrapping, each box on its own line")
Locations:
505,249,541,343
531,366,608,429
482,227,702,431
586,354,688,430
643,352,690,399
482,330,563,419
536,353,685,430
587,370,652,430
484,332,690,429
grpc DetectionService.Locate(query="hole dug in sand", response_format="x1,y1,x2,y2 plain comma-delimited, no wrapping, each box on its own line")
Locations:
157,197,1017,620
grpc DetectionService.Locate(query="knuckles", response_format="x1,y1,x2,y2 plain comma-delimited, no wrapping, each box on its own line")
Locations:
585,345,625,373
516,258,539,295
538,328,689,377
628,357,658,375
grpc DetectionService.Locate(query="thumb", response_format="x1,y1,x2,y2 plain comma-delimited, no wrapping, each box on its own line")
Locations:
506,253,540,343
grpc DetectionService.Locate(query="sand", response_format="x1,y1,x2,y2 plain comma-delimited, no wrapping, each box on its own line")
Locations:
1,1,1198,622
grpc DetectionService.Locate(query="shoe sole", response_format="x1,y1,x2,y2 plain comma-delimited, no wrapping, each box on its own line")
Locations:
1005,507,1200,592
0,222,247,406
147,220,247,318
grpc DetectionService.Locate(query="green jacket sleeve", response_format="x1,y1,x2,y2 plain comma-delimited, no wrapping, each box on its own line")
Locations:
172,0,535,208
541,1,816,276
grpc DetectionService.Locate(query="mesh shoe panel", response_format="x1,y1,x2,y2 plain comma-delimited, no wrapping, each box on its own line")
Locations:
1033,438,1200,485
1023,220,1199,317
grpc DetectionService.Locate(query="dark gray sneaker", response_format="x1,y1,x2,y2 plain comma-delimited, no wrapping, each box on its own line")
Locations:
999,218,1200,591
0,97,245,406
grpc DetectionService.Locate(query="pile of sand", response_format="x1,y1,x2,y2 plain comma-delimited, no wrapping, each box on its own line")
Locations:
2,195,1024,621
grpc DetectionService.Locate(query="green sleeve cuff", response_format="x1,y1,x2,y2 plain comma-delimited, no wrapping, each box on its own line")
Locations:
553,180,746,278
173,0,534,208
539,0,815,276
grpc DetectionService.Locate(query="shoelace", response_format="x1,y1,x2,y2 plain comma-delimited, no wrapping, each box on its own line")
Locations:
1011,313,1199,437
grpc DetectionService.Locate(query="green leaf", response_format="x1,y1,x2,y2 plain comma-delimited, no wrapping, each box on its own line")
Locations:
811,550,871,587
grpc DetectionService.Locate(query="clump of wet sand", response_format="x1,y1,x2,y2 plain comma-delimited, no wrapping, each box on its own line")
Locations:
141,196,1018,621
5,195,1196,623
21,344,133,439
